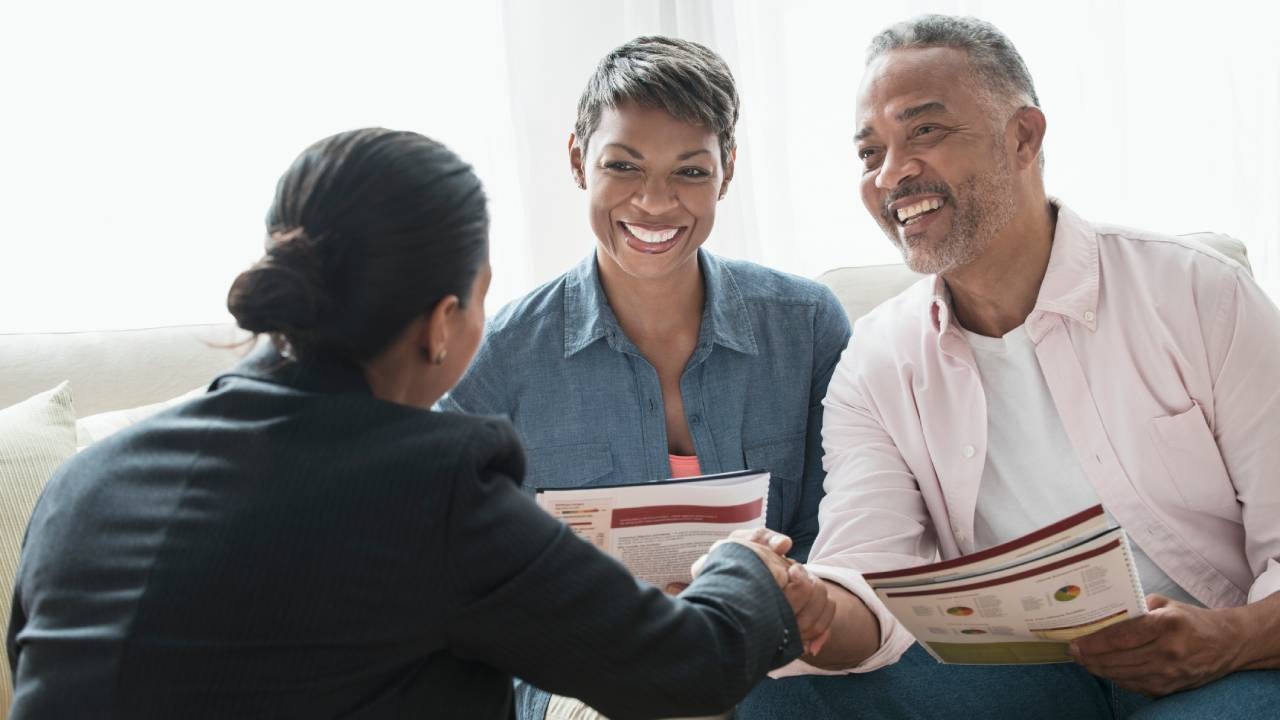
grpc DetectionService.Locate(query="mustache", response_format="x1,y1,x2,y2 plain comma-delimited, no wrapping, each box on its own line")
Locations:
881,182,953,220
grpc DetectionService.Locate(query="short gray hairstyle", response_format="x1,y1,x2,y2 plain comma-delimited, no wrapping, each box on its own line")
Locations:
867,15,1040,112
574,36,739,167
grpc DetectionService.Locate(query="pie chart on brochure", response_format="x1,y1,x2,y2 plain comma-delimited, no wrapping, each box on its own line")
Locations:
1054,585,1082,602
946,606,975,616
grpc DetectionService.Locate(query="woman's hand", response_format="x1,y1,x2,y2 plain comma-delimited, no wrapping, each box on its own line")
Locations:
689,527,835,655
690,527,792,586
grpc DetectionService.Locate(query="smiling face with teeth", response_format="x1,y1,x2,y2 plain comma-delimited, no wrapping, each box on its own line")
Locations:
854,47,1022,275
570,102,732,287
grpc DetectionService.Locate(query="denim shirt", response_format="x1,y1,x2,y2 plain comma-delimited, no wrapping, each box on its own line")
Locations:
444,248,851,556
440,249,849,718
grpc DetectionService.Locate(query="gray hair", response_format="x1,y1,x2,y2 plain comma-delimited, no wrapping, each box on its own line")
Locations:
867,15,1040,113
574,36,739,167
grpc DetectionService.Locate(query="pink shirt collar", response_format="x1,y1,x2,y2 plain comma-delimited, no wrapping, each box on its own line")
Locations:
927,199,1101,341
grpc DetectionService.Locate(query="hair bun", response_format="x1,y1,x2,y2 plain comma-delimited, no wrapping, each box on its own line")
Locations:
229,128,489,366
226,239,336,350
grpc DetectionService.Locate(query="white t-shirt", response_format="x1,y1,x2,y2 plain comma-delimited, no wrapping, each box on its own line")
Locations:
964,324,1200,606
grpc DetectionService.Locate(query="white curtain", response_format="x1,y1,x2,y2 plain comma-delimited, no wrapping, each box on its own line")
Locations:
0,0,529,332
499,0,1280,295
3,0,1278,332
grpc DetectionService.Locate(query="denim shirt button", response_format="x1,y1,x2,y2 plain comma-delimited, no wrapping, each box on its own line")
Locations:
689,414,701,424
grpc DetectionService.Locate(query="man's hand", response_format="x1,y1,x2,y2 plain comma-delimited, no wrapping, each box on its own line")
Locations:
691,528,834,655
782,560,836,656
1069,594,1247,696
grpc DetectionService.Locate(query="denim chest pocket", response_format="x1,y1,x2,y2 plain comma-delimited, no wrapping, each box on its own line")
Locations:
523,442,614,490
743,433,806,530
1148,405,1238,518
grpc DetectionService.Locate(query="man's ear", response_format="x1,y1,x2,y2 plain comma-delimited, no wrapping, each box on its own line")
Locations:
569,133,586,189
421,294,460,363
1011,106,1047,171
719,147,737,200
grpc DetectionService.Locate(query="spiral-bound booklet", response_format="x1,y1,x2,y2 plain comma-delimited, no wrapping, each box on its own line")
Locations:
535,469,771,590
863,505,1147,665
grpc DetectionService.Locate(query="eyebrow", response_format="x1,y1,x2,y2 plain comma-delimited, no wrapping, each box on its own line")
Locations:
603,145,712,162
854,101,949,142
898,101,947,122
606,143,643,159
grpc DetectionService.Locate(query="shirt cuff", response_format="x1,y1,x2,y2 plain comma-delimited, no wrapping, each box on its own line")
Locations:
1248,558,1280,603
768,561,915,677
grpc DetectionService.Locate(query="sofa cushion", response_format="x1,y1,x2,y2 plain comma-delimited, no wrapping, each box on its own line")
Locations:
0,323,246,418
76,385,206,449
1180,232,1251,274
816,262,925,323
0,381,77,714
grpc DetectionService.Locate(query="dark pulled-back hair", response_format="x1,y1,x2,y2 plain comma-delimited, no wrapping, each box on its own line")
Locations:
574,36,739,167
227,128,488,365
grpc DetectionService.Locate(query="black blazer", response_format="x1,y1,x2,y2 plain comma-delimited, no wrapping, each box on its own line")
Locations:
7,347,800,719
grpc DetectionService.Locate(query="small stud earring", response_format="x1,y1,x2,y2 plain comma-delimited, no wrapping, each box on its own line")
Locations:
434,349,448,365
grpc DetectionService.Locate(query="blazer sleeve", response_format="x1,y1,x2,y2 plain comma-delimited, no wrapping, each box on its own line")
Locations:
442,419,802,720
7,576,26,679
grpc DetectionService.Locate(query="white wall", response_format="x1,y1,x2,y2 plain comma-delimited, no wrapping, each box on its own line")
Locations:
3,0,1278,332
0,0,527,332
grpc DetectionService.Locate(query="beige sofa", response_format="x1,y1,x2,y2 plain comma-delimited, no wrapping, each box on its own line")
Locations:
0,235,1249,711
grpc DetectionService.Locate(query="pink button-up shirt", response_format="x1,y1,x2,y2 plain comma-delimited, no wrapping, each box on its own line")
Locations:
799,202,1280,674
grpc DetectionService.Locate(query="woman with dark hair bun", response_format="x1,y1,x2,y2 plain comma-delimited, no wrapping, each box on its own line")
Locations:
7,128,808,719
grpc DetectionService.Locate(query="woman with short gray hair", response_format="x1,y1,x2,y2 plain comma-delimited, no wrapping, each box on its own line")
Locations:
441,36,852,720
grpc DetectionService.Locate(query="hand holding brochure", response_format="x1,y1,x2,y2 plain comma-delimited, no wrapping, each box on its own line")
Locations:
863,505,1147,665
535,470,770,589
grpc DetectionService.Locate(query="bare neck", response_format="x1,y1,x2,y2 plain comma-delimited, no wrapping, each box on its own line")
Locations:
944,201,1058,338
361,322,448,409
598,257,705,345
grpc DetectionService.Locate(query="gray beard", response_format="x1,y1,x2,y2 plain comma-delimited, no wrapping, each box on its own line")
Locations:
883,153,1017,275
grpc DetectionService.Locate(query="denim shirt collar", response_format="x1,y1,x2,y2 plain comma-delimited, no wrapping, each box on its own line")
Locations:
562,248,759,358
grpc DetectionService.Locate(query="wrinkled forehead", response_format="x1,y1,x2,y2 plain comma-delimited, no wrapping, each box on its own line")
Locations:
855,47,978,129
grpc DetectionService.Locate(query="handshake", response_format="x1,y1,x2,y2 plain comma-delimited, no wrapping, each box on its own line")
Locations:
683,527,836,658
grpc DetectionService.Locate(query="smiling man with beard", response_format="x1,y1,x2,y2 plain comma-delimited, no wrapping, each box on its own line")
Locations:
737,14,1280,720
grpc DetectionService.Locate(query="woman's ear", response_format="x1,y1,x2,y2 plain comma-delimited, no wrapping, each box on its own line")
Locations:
719,147,737,200
421,294,460,364
568,133,586,190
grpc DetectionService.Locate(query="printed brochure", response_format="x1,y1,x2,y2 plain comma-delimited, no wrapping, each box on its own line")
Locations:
535,470,770,589
863,505,1147,664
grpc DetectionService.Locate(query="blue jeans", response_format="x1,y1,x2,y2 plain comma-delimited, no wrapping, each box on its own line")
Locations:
737,644,1280,719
